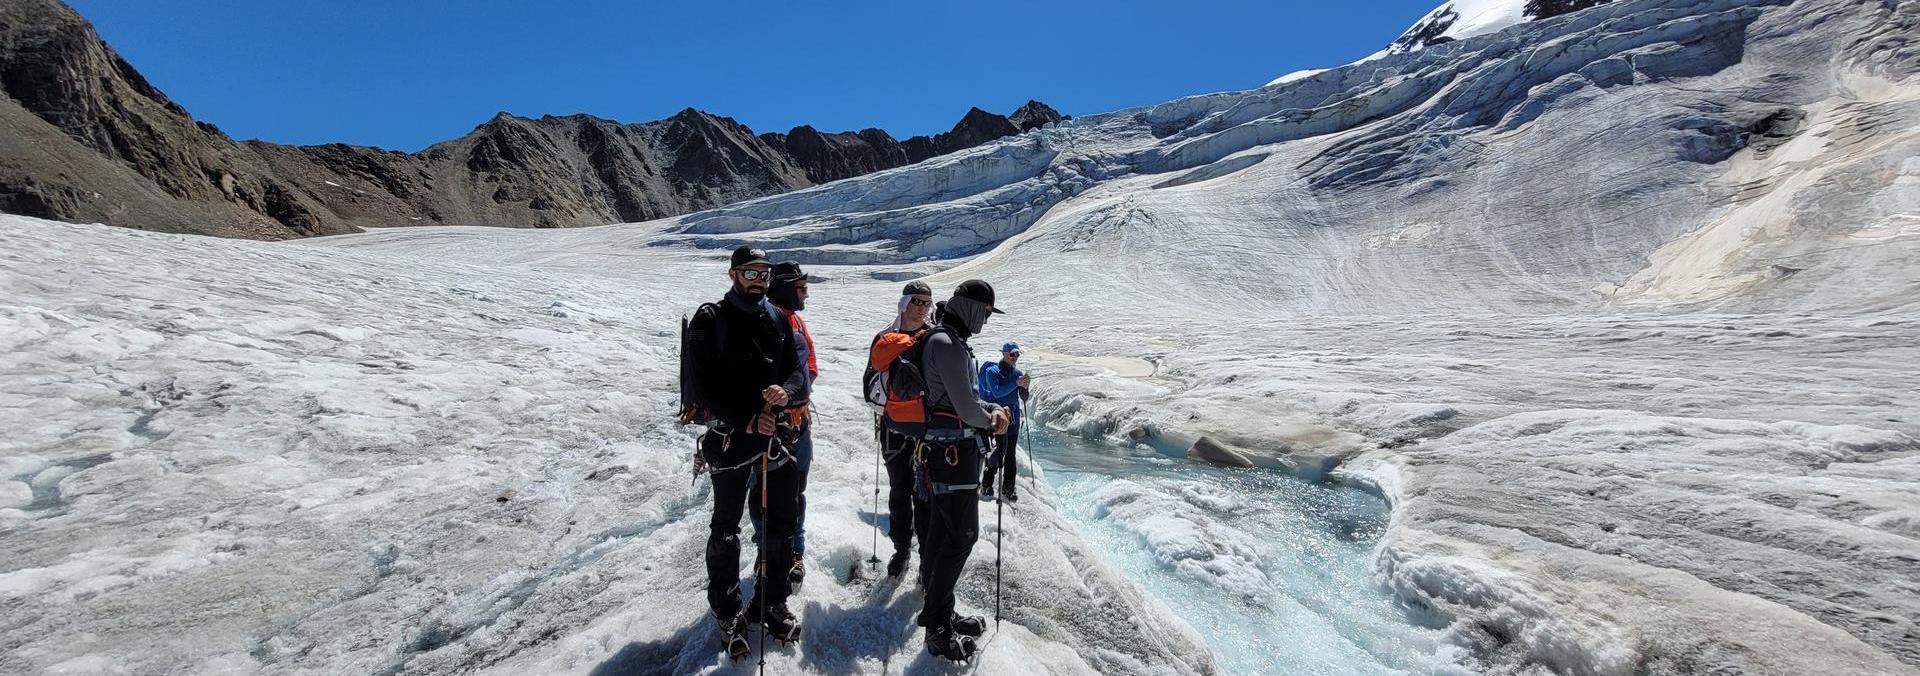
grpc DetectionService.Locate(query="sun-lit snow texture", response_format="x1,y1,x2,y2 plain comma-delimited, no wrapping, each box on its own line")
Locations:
0,217,1215,675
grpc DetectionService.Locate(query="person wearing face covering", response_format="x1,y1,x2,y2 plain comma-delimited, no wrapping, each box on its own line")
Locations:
681,246,808,648
866,281,935,578
912,279,1010,662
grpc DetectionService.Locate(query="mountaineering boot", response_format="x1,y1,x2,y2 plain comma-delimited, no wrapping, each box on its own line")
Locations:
950,613,987,637
716,612,751,661
886,550,911,578
927,623,979,662
1002,484,1018,503
749,602,803,644
789,558,806,588
980,483,995,501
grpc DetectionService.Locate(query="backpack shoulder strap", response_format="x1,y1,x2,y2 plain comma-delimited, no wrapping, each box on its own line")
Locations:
769,305,794,350
696,302,725,352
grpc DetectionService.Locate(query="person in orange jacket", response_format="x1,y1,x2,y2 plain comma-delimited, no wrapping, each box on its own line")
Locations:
867,281,934,577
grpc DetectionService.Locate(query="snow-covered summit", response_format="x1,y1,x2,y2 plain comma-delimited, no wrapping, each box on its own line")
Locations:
1267,0,1617,86
1385,0,1617,56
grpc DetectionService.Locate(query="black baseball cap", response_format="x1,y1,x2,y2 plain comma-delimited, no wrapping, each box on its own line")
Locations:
772,261,807,284
730,246,770,268
903,281,932,296
953,279,1005,314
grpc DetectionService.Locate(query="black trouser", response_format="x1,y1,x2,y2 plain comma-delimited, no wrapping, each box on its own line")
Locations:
980,424,1020,495
747,425,811,555
703,432,799,619
914,435,982,627
882,429,922,554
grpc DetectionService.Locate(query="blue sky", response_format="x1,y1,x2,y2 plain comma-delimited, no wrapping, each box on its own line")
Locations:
69,0,1441,152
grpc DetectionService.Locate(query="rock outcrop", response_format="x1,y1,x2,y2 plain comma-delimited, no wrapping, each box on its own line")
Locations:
760,126,909,185
1009,100,1067,131
762,100,1069,184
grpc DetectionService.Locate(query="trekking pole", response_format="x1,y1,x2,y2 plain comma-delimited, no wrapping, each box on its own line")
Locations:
757,406,774,675
1018,411,1029,493
993,434,1004,627
1022,385,1034,491
869,417,882,571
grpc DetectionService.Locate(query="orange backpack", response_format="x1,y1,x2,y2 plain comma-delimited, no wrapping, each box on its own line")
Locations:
865,326,930,423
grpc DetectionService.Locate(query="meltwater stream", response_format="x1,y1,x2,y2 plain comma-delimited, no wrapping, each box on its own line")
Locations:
1024,430,1450,675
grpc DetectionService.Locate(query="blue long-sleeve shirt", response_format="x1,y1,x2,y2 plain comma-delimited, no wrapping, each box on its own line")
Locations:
977,361,1023,424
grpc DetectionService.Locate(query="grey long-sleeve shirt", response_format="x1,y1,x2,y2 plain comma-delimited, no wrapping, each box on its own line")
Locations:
922,328,1001,430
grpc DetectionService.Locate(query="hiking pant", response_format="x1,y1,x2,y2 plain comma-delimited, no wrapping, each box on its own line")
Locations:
703,432,799,619
981,424,1020,495
882,428,922,554
749,426,811,555
914,435,983,627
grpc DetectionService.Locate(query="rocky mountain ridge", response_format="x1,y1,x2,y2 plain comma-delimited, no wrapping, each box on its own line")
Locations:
0,0,1065,239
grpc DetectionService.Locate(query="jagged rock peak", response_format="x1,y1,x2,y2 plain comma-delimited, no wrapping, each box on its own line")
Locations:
1010,100,1066,131
538,112,619,125
954,106,1009,127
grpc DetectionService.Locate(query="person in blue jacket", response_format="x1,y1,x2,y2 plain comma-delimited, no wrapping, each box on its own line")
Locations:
977,341,1029,501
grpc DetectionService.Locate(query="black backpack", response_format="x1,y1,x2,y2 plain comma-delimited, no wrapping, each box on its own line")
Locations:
679,300,792,426
678,303,723,426
888,329,934,403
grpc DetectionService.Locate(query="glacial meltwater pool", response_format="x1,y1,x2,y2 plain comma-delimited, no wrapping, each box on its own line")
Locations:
1025,430,1452,675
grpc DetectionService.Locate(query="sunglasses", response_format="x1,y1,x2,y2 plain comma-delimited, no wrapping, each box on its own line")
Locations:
908,297,932,307
734,268,771,281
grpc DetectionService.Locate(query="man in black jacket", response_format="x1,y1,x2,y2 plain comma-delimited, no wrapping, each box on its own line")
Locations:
683,246,809,647
914,279,1010,662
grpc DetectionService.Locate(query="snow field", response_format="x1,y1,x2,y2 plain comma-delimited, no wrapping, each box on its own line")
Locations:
0,216,1213,675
